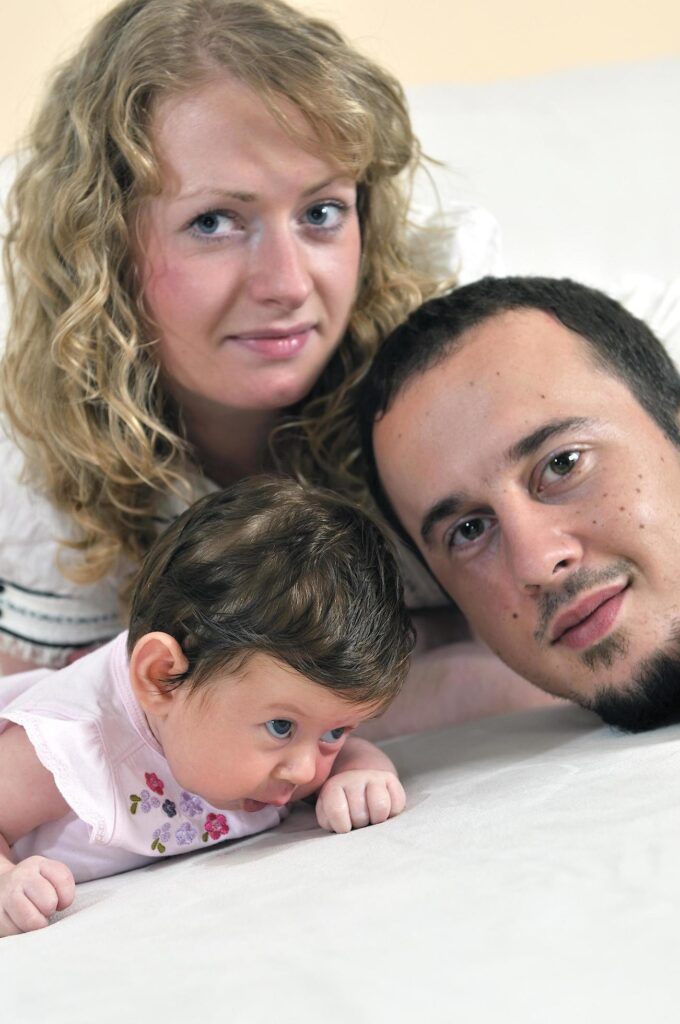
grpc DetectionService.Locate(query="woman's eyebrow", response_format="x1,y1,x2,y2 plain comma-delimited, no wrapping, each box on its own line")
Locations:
504,417,595,464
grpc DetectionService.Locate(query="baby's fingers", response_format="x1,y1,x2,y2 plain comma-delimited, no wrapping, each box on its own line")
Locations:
2,882,52,935
38,859,75,912
0,858,75,937
316,789,352,834
384,774,406,818
364,780,395,825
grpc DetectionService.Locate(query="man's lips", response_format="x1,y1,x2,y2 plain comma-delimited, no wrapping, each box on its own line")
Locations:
549,582,629,650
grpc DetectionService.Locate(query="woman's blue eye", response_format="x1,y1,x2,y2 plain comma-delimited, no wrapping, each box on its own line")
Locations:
190,211,233,236
304,202,343,229
320,727,346,743
265,719,294,739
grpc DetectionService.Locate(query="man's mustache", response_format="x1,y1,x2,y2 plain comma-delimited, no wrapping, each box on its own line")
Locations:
534,559,632,644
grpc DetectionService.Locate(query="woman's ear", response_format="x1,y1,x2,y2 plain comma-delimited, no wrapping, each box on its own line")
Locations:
129,632,189,717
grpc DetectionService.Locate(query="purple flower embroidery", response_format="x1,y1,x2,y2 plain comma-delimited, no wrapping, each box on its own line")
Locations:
175,822,198,847
151,823,171,854
129,789,161,815
162,799,177,818
180,791,204,817
139,789,161,814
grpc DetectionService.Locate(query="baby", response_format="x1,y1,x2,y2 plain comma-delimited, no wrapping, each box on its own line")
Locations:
0,478,414,937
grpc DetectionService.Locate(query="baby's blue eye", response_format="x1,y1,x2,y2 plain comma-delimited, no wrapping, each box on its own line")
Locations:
265,719,294,739
320,727,346,743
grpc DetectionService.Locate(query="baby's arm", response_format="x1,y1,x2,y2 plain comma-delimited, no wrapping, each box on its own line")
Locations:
315,736,406,835
0,724,75,937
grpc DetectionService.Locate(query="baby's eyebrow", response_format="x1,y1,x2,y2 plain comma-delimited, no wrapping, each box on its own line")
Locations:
504,417,595,464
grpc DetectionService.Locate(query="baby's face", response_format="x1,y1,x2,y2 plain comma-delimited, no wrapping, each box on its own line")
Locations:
154,653,377,811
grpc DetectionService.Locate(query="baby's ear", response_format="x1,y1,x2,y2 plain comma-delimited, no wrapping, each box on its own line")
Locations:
129,632,189,714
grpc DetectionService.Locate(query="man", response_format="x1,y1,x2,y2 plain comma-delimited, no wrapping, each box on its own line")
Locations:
362,276,680,731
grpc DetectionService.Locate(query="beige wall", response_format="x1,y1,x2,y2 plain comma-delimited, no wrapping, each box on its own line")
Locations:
2,0,679,154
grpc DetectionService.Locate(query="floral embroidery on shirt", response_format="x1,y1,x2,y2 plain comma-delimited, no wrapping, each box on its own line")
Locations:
151,823,171,854
175,822,198,846
129,789,161,815
145,772,165,795
180,791,204,817
203,813,230,842
128,773,240,853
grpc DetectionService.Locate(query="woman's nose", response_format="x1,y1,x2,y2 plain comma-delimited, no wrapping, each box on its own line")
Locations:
246,226,313,309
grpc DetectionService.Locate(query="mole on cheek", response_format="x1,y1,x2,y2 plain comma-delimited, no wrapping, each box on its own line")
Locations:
512,613,518,620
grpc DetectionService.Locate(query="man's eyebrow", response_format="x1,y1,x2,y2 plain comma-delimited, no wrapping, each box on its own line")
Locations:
419,417,596,547
420,493,467,547
504,417,595,464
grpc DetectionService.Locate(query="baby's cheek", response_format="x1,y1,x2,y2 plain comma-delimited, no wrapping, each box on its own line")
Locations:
310,750,341,793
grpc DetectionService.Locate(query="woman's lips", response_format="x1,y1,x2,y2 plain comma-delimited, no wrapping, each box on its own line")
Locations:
227,324,315,358
550,583,628,650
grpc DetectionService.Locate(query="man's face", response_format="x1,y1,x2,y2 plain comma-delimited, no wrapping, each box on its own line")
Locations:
373,309,680,715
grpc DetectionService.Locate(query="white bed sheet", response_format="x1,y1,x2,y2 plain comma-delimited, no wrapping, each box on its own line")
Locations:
3,703,680,1023
4,56,680,1022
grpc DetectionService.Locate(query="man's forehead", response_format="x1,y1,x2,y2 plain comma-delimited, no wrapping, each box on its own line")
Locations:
372,307,634,532
383,307,600,420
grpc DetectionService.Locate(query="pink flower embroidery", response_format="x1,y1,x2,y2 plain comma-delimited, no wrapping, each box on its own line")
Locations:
202,813,230,842
145,772,165,795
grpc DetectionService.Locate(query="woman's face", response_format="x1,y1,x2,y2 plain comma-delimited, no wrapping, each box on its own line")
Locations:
134,75,362,419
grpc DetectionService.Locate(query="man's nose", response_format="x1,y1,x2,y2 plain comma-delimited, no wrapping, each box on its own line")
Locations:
502,503,584,592
273,745,319,786
246,225,313,309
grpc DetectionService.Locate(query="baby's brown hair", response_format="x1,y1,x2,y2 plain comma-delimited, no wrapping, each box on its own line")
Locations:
128,477,414,707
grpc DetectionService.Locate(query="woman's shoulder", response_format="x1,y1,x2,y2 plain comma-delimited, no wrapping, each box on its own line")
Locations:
0,422,124,667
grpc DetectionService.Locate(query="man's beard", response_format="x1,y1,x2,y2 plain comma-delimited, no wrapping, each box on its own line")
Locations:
530,559,680,732
583,624,680,733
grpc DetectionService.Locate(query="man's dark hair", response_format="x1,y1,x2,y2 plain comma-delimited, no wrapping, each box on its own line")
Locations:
360,275,680,533
128,476,414,707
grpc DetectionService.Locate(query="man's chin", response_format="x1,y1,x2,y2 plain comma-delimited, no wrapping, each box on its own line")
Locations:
580,635,680,732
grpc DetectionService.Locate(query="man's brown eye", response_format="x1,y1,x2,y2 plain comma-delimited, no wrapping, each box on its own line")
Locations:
449,516,491,548
460,519,485,539
549,451,579,476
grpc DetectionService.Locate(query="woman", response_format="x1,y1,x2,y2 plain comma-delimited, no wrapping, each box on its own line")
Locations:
0,0,440,667
1,0,547,730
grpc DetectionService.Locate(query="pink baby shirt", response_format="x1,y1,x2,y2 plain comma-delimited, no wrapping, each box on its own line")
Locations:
0,633,285,882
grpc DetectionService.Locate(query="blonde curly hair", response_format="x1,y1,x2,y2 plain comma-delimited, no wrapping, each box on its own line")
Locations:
1,0,444,595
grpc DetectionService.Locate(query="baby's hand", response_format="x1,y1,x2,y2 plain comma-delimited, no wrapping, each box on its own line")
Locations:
0,856,75,937
315,769,406,834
